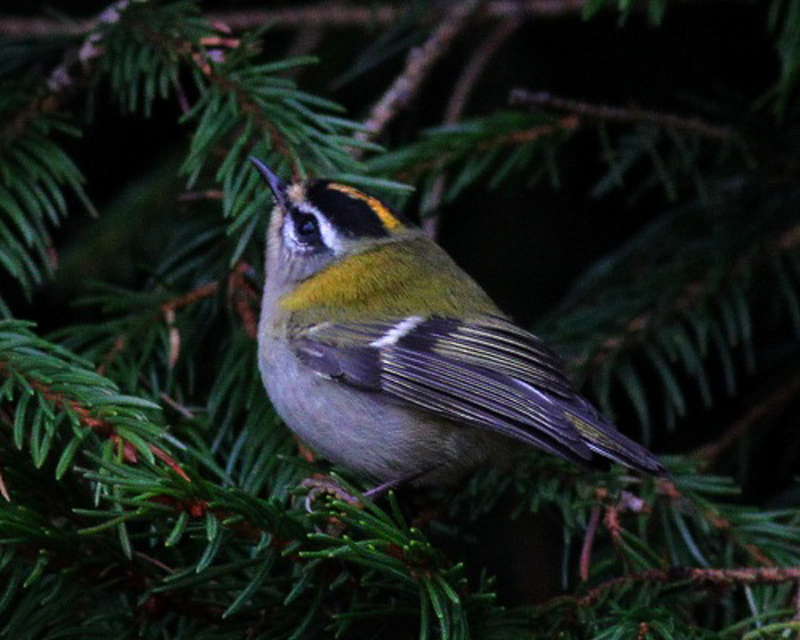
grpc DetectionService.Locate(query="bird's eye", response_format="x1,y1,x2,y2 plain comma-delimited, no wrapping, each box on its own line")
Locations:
295,214,319,239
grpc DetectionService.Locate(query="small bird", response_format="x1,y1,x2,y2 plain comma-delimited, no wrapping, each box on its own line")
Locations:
252,158,666,490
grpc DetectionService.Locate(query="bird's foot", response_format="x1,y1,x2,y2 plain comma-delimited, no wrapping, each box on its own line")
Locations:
300,475,362,513
299,469,427,512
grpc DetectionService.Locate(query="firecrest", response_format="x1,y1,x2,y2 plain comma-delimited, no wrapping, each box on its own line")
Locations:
252,158,666,489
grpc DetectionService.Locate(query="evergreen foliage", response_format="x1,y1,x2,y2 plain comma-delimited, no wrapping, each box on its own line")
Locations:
1,1,800,638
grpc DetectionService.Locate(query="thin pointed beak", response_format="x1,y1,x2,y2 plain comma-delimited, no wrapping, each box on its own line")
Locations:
249,157,287,207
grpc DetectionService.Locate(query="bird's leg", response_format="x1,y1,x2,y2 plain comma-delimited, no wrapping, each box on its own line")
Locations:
300,469,428,512
363,470,426,499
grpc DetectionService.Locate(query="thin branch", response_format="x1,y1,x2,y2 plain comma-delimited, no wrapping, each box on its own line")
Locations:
179,189,225,202
509,89,734,140
0,465,9,502
423,15,523,238
160,281,220,314
228,262,261,339
692,373,800,467
576,566,800,607
1,0,752,37
580,504,602,581
354,1,484,151
159,392,196,420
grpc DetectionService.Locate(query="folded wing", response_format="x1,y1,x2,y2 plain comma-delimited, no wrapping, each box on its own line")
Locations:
293,315,666,475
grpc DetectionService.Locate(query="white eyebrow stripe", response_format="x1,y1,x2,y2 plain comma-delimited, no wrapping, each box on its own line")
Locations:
294,201,343,254
370,316,425,348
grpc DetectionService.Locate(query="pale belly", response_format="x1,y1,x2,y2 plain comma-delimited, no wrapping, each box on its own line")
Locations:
257,334,499,485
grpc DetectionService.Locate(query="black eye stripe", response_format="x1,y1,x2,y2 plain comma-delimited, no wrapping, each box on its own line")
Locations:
305,181,397,238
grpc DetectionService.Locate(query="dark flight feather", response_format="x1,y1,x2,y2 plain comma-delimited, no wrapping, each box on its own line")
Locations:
294,315,667,476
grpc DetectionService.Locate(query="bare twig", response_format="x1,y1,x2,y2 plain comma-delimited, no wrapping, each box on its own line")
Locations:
179,190,225,202
159,393,196,420
1,0,752,38
228,262,261,339
0,17,94,38
580,504,602,581
0,466,9,502
423,15,523,238
354,1,483,151
160,281,220,314
692,374,800,466
580,488,652,582
510,89,734,140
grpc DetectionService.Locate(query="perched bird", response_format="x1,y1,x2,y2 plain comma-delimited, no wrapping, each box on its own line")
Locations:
252,158,667,489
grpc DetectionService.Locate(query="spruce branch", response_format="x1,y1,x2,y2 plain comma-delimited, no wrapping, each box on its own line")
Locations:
571,219,800,375
0,1,132,298
0,320,186,483
574,566,800,607
368,111,579,193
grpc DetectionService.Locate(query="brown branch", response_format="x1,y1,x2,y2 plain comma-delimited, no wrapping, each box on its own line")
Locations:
178,190,224,202
423,15,523,239
160,281,220,314
159,392,196,420
580,504,602,581
692,374,800,467
354,1,484,151
580,487,653,582
1,0,753,38
0,465,9,502
576,566,800,607
228,262,261,339
510,89,734,140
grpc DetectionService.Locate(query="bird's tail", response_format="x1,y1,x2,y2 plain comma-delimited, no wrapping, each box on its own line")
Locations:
563,399,669,477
